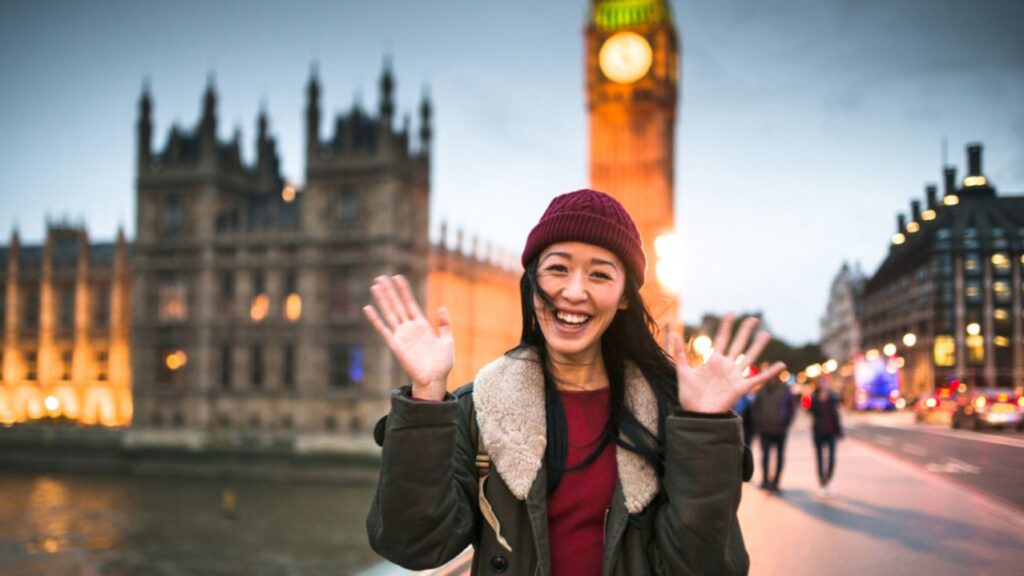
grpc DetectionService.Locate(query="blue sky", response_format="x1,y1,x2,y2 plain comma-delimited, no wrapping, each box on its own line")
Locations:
2,0,1022,344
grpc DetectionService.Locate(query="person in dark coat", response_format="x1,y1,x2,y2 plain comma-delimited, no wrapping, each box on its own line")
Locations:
362,189,787,575
751,378,795,492
808,380,844,497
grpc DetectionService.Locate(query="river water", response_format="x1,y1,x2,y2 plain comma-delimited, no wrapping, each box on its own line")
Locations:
0,471,384,576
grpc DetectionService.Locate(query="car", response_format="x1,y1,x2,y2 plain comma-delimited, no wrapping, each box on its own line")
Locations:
951,388,1024,431
914,388,958,425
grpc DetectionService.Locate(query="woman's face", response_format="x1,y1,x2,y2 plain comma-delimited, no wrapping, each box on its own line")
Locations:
534,241,628,361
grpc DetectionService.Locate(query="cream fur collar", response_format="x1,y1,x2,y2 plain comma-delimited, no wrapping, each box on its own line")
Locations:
473,348,660,513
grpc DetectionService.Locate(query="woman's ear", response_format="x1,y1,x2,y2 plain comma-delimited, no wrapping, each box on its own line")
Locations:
618,296,629,310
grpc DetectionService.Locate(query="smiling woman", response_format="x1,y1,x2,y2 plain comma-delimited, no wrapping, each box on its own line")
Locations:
362,189,785,576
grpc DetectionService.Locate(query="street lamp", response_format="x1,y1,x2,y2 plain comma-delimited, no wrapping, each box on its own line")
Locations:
903,332,917,347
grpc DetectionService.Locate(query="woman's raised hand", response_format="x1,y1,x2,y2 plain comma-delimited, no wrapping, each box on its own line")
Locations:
668,314,786,414
363,275,453,402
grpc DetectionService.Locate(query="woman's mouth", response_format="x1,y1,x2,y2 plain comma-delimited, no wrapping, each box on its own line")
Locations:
554,309,592,331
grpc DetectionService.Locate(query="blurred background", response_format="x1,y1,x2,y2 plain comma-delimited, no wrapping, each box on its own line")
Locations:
1,1,1022,574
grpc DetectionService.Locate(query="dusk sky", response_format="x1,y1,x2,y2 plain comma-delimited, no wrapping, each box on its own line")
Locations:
2,0,1022,345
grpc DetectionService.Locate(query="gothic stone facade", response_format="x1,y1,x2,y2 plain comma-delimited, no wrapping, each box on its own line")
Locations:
131,64,431,441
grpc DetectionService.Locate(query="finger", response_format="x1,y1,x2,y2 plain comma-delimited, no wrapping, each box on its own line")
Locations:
380,275,410,323
370,279,401,331
727,316,759,359
738,331,772,369
746,362,787,392
394,274,425,320
362,305,395,346
437,306,452,341
671,331,695,377
713,313,735,356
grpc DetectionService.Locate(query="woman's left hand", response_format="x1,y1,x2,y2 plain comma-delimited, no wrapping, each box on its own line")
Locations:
668,314,786,414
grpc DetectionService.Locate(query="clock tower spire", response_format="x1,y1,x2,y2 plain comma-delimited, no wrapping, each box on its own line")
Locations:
586,0,680,329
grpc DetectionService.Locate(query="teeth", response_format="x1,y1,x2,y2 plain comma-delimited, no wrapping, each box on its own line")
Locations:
556,311,590,325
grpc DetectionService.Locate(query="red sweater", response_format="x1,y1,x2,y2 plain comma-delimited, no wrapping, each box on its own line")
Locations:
547,387,617,576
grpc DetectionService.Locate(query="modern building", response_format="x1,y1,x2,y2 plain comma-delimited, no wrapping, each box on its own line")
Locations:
859,143,1024,397
0,224,132,426
586,0,681,327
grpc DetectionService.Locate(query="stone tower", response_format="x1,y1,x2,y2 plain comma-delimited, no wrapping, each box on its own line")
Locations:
586,0,680,328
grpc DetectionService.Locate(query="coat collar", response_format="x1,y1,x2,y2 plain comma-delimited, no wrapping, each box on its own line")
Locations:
473,347,660,513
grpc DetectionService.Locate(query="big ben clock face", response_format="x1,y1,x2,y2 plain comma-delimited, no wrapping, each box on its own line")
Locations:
598,31,653,84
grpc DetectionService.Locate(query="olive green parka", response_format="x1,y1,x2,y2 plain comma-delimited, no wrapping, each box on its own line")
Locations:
367,349,750,575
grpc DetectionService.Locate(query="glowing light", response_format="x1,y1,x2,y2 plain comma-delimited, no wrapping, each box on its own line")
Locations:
906,221,920,233
866,349,880,361
921,209,936,221
994,309,1009,321
797,372,807,384
966,322,981,336
250,294,269,322
991,253,1010,268
779,370,791,382
942,195,959,206
284,293,302,322
806,364,822,378
281,184,297,203
165,350,188,371
823,359,838,374
44,396,60,413
895,398,907,410
692,335,713,363
994,335,1010,347
902,333,917,347
654,233,684,294
963,175,988,187
883,343,897,357
892,357,906,369
891,233,906,245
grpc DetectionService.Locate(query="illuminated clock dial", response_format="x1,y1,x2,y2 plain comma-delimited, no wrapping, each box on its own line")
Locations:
598,31,653,84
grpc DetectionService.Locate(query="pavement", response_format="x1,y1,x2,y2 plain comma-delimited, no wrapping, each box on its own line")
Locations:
739,411,1024,575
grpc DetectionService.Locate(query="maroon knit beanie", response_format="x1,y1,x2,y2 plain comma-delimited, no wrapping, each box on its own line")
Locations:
522,189,646,286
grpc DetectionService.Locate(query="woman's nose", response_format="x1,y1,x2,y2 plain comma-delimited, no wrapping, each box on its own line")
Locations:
561,272,587,301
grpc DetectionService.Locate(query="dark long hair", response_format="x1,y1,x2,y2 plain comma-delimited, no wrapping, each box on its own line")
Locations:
510,259,679,493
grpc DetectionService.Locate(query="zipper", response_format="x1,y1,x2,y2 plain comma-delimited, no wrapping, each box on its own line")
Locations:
603,507,610,545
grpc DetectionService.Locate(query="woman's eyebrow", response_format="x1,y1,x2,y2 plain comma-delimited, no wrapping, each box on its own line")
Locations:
540,251,571,264
590,258,619,271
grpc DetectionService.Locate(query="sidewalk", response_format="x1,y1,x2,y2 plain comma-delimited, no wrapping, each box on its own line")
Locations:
739,412,1024,575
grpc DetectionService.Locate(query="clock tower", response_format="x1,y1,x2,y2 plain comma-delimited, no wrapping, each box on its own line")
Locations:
586,0,680,328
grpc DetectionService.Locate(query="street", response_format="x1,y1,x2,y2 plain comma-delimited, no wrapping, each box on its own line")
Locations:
847,410,1024,510
740,410,1024,575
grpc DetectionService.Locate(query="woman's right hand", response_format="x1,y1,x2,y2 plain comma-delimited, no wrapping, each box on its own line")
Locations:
363,275,453,401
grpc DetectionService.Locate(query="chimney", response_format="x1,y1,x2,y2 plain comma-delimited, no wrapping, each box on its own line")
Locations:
967,143,983,176
925,185,937,209
943,166,957,197
897,214,905,233
910,200,920,222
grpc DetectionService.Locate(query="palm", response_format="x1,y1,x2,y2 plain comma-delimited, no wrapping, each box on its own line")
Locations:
388,316,453,389
363,275,454,401
669,314,786,414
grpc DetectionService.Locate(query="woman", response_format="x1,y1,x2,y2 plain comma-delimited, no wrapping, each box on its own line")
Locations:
808,380,843,497
364,189,785,575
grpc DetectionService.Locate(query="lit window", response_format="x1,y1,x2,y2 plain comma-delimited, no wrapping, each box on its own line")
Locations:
250,294,269,322
994,281,1012,303
933,336,955,367
284,293,302,321
158,274,188,321
921,209,936,221
966,334,984,364
994,336,1011,347
992,253,1011,273
906,221,920,234
995,309,1010,322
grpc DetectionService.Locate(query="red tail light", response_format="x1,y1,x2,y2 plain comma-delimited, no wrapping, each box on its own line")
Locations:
997,393,1009,403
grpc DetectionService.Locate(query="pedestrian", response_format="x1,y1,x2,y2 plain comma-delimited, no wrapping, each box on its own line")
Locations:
363,189,785,575
751,374,795,492
808,380,844,497
733,390,756,449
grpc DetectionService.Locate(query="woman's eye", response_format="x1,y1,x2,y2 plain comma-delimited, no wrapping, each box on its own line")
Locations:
592,271,612,280
544,265,568,273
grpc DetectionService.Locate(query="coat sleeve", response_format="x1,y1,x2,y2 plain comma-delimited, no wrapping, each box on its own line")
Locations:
652,414,750,575
366,387,479,570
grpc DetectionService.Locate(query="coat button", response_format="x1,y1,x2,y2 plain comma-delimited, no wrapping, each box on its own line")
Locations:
490,554,509,573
